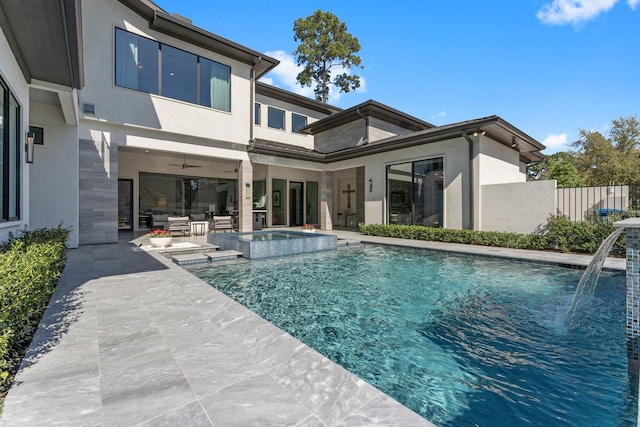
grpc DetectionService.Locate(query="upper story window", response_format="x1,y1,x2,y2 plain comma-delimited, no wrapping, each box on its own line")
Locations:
162,45,197,104
115,28,231,112
0,77,21,221
199,58,231,111
254,103,261,125
292,113,307,134
267,106,285,130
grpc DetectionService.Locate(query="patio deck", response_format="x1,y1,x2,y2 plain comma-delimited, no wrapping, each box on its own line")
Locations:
0,229,624,426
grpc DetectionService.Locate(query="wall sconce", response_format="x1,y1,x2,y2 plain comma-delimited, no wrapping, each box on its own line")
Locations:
26,131,35,163
245,182,251,199
368,179,373,192
472,130,486,137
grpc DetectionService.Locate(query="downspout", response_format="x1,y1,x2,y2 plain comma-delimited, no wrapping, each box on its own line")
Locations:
249,57,262,147
463,133,475,230
355,108,369,145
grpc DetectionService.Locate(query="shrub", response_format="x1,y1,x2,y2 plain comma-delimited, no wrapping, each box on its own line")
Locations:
359,217,624,256
0,226,69,399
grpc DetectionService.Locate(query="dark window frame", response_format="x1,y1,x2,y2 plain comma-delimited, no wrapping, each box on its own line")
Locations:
267,106,286,130
0,76,21,222
114,28,231,112
292,113,307,134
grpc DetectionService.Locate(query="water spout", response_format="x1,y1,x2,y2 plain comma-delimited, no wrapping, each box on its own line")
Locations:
566,228,624,322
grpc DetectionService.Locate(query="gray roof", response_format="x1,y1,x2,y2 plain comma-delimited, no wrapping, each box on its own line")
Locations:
300,100,434,134
252,115,546,164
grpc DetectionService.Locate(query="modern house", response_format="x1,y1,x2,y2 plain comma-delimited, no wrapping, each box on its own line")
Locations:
0,0,553,248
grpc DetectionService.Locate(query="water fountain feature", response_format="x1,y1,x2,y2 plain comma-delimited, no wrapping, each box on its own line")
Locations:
567,227,624,320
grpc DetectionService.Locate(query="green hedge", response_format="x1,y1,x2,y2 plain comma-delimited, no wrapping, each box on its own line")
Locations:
0,226,69,398
359,215,626,255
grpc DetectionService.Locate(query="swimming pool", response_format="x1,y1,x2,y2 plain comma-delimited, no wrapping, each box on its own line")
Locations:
185,245,637,426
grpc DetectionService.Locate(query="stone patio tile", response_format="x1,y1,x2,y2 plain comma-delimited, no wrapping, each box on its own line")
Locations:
173,339,261,397
7,337,99,397
138,401,213,427
268,346,379,426
0,376,102,427
200,373,312,427
99,329,170,375
336,394,435,426
100,351,196,426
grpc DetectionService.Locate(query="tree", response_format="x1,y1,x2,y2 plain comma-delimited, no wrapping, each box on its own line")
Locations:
571,116,640,185
293,10,363,103
528,152,584,187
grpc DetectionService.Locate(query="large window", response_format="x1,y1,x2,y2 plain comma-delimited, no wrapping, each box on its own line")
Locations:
267,107,285,130
115,28,231,111
387,157,443,227
292,113,307,133
162,45,197,104
0,77,21,221
115,28,159,94
139,172,236,217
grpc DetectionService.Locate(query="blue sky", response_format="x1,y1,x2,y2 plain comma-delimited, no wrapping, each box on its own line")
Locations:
154,0,639,154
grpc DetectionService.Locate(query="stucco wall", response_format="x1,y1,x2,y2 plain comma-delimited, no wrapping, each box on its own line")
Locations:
477,137,524,185
29,101,80,247
0,26,30,243
79,0,251,145
480,180,556,234
327,137,471,229
254,93,328,150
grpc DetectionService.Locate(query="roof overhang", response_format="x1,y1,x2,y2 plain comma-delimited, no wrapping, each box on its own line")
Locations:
0,0,84,88
256,82,341,115
252,116,546,164
300,100,434,135
117,0,279,78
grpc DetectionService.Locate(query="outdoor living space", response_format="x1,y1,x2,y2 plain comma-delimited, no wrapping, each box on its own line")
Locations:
0,228,627,426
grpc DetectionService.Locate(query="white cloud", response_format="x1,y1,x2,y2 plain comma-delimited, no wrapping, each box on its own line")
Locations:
629,0,640,10
263,50,365,104
537,0,618,25
542,132,569,152
430,111,446,121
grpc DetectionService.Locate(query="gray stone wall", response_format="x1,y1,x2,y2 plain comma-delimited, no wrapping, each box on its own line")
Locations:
314,121,365,153
79,138,118,245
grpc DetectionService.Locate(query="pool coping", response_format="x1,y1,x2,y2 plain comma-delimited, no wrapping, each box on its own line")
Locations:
0,229,627,426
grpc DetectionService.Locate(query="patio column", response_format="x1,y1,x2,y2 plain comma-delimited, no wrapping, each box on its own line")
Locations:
238,160,253,232
320,171,333,231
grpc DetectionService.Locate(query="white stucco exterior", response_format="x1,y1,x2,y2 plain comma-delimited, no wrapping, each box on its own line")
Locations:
0,0,550,247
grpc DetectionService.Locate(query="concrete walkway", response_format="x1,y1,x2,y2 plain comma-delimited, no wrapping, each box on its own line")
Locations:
0,230,624,426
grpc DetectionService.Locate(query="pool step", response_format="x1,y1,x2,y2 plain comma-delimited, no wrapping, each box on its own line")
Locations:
171,250,243,266
337,239,361,247
204,250,243,262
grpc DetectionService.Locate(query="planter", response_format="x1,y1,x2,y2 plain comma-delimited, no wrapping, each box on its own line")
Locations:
302,229,316,233
149,236,173,247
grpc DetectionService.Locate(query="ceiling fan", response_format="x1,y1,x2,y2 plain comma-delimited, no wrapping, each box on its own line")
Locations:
169,155,202,169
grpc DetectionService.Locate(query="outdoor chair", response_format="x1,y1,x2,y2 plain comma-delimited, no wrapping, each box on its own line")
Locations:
210,215,233,233
151,214,168,230
167,216,191,235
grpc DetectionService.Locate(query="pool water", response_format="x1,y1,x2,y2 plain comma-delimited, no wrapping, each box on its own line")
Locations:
186,245,638,426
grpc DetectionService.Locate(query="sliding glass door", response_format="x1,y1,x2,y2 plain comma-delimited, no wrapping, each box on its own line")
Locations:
387,157,443,227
